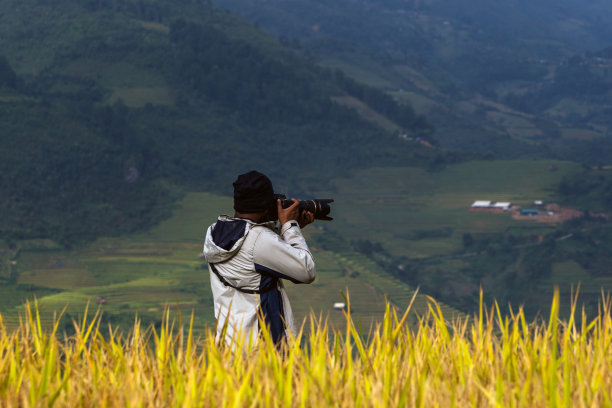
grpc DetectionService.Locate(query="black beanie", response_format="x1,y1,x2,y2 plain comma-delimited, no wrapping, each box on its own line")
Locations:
233,170,275,213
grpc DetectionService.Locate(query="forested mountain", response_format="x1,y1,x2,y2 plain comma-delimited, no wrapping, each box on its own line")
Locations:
213,0,612,163
0,0,438,246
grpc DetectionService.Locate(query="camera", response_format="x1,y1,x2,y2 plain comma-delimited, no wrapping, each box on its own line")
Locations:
273,194,334,221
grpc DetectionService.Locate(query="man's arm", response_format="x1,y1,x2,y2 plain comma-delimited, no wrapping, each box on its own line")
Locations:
252,199,316,284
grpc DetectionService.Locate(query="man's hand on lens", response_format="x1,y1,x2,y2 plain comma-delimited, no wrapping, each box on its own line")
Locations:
298,210,314,229
277,199,314,228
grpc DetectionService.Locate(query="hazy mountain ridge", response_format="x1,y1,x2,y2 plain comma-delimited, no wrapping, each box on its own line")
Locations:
211,0,612,76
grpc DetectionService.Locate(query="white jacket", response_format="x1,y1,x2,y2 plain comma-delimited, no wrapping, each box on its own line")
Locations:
201,215,316,345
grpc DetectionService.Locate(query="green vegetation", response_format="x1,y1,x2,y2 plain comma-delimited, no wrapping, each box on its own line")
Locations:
0,0,440,247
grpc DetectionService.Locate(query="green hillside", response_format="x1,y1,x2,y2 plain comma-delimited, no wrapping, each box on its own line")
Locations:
0,0,439,247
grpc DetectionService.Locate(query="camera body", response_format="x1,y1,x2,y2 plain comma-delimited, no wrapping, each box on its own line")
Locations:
273,194,334,221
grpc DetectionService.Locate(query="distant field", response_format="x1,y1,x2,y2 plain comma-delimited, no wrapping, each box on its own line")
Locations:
314,160,581,258
133,192,234,242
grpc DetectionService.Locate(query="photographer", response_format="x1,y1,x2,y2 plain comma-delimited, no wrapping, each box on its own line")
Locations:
201,170,316,346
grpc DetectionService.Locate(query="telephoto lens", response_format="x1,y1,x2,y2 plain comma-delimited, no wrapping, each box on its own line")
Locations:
283,198,334,221
280,198,334,221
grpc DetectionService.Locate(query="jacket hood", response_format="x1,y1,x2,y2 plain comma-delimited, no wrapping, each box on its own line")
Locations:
201,215,274,263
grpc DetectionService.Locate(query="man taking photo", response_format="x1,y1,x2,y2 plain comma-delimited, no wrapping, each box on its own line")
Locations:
201,170,316,346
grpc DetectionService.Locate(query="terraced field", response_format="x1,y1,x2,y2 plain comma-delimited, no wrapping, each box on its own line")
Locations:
3,239,213,332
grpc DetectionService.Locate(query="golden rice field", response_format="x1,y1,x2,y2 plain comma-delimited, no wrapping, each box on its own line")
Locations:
0,290,611,407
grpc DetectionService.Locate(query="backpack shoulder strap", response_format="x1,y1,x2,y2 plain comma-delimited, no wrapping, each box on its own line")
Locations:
209,263,276,294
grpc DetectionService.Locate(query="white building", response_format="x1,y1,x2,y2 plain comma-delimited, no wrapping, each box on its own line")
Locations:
470,201,512,211
493,202,512,211
471,201,492,208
